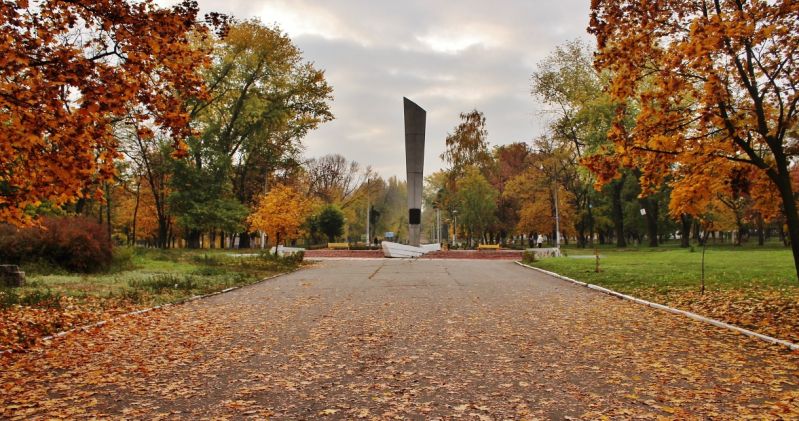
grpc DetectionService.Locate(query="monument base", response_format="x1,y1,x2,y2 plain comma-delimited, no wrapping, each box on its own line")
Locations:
381,241,440,258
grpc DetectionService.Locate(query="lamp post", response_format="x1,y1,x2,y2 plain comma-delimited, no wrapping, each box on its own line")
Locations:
365,179,370,247
554,185,561,249
452,210,458,247
436,207,441,244
434,188,444,246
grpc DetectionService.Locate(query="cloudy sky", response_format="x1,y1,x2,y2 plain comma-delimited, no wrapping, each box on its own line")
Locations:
172,0,593,178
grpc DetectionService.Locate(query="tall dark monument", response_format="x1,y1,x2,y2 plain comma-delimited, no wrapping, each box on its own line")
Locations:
404,97,425,247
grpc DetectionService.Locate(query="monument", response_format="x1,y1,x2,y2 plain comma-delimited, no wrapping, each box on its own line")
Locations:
404,97,425,247
381,98,441,258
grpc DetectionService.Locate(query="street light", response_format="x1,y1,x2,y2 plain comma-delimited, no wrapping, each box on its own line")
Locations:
452,209,458,247
554,185,561,249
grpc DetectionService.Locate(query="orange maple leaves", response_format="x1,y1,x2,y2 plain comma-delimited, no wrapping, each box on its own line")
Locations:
587,0,799,225
0,0,211,226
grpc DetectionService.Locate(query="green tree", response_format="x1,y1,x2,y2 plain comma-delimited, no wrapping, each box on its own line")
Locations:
317,205,345,242
532,40,621,247
168,154,247,248
455,166,498,246
181,20,333,248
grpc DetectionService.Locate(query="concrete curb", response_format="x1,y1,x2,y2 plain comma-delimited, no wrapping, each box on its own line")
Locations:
514,261,799,351
0,268,301,356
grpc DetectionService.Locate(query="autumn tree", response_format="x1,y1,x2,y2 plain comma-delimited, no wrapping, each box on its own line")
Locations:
0,0,215,226
588,0,799,276
440,110,492,173
248,184,312,251
505,143,577,246
485,143,532,243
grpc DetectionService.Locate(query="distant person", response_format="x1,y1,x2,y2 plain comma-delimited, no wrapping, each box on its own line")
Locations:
536,234,543,248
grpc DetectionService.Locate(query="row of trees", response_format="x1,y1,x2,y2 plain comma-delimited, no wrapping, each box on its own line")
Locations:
427,35,792,252
1,0,413,250
425,0,799,280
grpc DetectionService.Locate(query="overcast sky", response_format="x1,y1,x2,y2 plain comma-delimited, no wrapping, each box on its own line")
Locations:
169,0,593,178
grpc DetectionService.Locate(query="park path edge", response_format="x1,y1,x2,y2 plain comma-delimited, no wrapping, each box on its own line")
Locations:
514,261,799,351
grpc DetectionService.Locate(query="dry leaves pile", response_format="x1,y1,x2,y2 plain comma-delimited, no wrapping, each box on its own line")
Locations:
633,287,799,344
0,297,140,352
1,260,798,419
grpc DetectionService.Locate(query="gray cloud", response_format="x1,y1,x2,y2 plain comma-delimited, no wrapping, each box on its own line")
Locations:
172,0,592,177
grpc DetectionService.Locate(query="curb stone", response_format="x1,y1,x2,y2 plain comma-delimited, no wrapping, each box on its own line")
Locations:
514,261,799,351
0,268,301,356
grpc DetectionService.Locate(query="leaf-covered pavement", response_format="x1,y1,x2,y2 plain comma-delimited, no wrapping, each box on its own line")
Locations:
2,259,798,419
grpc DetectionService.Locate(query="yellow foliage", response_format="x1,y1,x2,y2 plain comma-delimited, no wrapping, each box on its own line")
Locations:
247,184,313,246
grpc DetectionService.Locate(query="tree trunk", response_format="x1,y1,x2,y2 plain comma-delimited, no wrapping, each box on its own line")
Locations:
156,219,169,249
757,214,765,246
780,217,788,246
238,231,251,248
680,214,691,248
772,171,799,280
734,213,744,246
105,182,112,243
611,180,626,248
188,229,201,249
639,197,658,247
131,179,141,246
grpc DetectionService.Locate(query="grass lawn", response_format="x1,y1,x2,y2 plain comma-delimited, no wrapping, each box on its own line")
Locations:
526,241,799,344
535,244,796,293
0,248,302,351
12,248,298,304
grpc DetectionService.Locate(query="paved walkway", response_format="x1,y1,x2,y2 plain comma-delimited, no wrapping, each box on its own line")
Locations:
2,260,798,419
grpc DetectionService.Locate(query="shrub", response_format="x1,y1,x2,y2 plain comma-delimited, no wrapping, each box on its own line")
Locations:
285,250,304,264
0,216,113,273
522,250,537,264
0,287,60,309
110,247,135,272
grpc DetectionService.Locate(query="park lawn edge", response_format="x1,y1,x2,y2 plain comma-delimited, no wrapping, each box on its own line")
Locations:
514,261,799,352
0,266,304,356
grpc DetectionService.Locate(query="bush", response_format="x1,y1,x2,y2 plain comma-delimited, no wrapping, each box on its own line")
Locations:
0,287,61,309
0,216,113,273
522,250,537,264
110,247,135,272
257,250,303,266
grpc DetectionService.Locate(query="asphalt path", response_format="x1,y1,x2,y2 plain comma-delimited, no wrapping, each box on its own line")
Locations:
2,259,798,419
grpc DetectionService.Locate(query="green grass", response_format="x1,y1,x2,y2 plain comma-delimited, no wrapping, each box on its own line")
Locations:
2,247,301,308
529,244,797,294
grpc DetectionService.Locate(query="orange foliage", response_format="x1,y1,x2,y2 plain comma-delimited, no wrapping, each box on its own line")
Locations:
114,179,165,242
0,0,212,226
247,185,314,246
587,0,798,223
504,168,576,237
